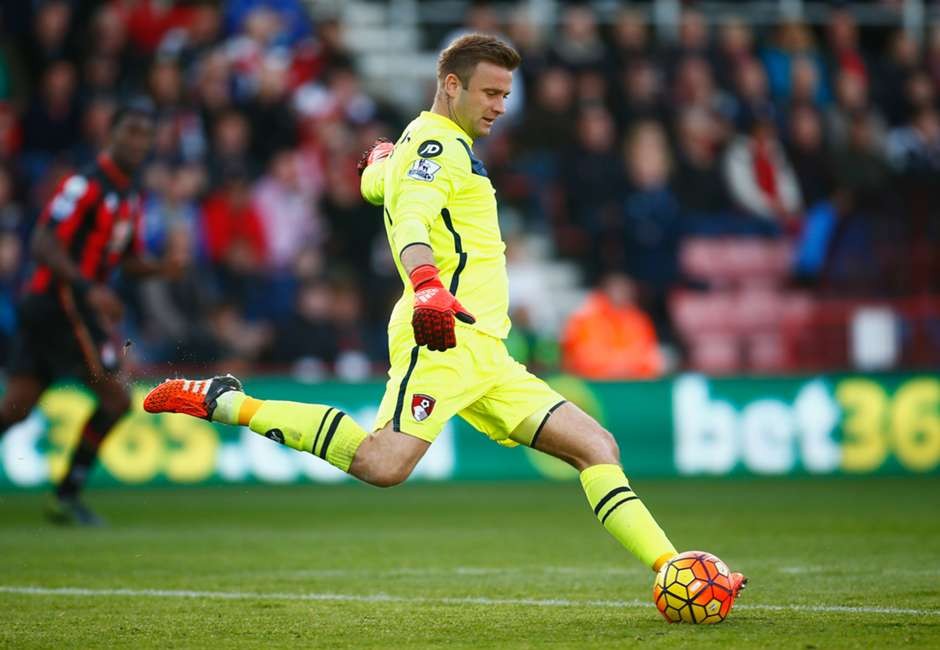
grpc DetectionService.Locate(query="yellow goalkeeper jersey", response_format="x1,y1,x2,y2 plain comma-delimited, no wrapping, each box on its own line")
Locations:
361,110,511,339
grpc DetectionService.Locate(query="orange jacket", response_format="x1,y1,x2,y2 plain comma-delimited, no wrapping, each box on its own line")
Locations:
561,292,662,379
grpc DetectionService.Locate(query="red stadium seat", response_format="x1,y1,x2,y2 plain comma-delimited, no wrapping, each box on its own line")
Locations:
680,238,794,288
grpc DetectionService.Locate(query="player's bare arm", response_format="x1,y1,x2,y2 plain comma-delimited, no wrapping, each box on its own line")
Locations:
31,227,84,287
31,226,123,323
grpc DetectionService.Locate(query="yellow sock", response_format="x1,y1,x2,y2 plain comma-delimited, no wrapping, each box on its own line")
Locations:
580,464,677,571
245,400,367,473
237,397,262,425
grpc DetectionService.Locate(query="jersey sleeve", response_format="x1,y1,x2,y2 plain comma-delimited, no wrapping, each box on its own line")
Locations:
38,173,100,245
387,138,466,257
360,158,387,206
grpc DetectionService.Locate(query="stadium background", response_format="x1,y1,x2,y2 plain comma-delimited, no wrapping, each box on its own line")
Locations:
0,0,937,487
1,2,939,648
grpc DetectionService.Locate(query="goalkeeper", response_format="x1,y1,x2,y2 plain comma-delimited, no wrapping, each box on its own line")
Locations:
145,34,745,589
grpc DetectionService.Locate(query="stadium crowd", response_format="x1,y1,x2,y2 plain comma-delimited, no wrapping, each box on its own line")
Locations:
0,1,937,378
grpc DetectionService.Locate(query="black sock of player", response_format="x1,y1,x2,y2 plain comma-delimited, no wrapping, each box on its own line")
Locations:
56,408,121,498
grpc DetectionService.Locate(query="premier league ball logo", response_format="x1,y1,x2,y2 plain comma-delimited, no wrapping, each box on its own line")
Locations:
411,394,436,422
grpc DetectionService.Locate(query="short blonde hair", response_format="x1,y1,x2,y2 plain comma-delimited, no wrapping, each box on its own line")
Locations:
437,33,521,87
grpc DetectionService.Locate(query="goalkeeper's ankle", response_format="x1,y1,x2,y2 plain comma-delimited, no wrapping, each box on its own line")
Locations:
653,551,677,573
213,391,247,426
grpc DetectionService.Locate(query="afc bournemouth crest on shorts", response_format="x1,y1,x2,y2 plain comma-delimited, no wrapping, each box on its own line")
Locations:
411,394,436,422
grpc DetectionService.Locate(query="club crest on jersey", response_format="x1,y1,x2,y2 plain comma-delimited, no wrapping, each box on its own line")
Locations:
407,158,441,182
417,140,443,157
411,394,436,422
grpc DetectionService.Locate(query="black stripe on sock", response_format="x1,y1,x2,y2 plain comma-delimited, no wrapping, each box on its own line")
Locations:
529,400,567,449
392,346,420,431
310,407,335,455
317,411,346,460
601,495,639,524
593,486,633,516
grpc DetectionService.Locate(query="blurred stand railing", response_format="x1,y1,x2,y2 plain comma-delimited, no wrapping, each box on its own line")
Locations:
334,1,934,30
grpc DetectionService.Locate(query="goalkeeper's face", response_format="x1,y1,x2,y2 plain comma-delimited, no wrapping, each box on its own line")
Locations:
452,62,512,138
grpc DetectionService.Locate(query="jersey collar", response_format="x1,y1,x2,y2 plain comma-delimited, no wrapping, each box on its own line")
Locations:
420,111,473,144
97,153,132,190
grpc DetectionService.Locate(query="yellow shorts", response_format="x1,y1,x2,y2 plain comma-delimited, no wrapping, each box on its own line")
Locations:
374,323,564,445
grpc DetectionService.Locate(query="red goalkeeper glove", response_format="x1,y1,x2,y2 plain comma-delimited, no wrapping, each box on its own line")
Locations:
409,264,476,351
357,138,394,176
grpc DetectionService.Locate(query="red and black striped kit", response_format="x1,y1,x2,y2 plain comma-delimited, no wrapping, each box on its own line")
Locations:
26,153,143,296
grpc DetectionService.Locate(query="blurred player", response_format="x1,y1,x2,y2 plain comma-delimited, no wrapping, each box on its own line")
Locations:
0,100,178,525
144,35,746,598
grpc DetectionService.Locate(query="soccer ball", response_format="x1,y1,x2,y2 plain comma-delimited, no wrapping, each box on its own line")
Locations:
653,550,737,624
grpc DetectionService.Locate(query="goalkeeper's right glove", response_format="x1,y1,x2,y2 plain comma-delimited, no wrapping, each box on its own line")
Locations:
357,138,394,176
409,264,475,351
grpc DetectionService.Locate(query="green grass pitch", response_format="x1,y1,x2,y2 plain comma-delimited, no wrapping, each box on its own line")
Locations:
1,477,938,648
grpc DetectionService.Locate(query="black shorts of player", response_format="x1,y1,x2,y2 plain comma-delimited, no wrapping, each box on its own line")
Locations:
7,291,119,384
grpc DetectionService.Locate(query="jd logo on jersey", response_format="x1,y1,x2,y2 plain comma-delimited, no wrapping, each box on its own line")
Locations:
412,394,436,422
417,140,442,157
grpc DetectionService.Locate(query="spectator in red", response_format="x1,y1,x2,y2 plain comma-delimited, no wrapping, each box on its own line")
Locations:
0,102,22,162
562,273,663,380
157,2,223,70
826,7,868,85
116,0,195,57
201,163,267,268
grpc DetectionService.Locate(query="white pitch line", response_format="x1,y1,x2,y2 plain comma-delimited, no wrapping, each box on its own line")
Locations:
264,565,645,579
1,586,938,618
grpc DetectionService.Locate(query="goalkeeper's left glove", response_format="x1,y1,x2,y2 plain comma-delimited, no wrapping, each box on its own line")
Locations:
357,138,394,176
409,264,475,351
